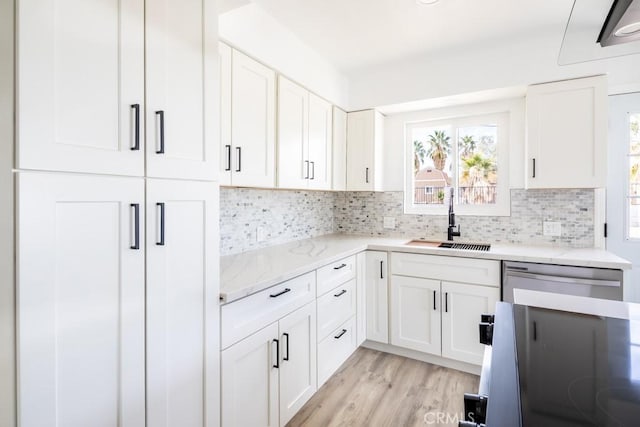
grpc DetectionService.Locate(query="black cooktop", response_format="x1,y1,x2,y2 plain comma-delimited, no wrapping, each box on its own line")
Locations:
513,305,640,426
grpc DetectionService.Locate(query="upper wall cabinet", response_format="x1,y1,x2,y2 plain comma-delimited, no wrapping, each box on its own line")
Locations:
17,0,145,176
277,76,332,190
346,110,385,191
525,75,607,189
219,48,276,188
146,0,217,180
332,107,347,191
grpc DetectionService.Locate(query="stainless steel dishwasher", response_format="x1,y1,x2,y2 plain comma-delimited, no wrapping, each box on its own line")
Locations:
502,261,623,302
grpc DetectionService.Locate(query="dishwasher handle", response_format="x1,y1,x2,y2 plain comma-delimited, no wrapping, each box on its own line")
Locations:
506,270,620,288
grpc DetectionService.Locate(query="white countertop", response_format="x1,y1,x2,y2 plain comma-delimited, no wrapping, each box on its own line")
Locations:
220,234,632,303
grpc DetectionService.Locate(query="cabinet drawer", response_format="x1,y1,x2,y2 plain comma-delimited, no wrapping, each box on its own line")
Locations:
317,279,356,341
391,253,500,287
221,271,316,349
317,316,357,387
317,255,356,296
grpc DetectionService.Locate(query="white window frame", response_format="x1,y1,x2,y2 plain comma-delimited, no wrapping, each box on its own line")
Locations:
626,111,640,241
404,111,510,216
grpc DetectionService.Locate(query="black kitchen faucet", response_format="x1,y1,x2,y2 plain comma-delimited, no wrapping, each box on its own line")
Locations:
447,187,460,241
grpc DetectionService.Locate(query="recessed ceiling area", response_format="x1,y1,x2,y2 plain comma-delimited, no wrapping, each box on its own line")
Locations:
250,0,574,72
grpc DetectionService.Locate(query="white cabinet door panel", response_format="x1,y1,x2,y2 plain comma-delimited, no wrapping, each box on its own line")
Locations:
146,179,219,427
390,276,441,355
308,93,332,190
17,0,144,176
277,76,308,189
332,107,347,191
441,281,499,365
146,0,217,180
17,172,145,427
221,323,279,427
365,251,388,344
219,41,232,186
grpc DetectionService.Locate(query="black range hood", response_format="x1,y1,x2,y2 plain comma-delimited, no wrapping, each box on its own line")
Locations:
598,0,640,46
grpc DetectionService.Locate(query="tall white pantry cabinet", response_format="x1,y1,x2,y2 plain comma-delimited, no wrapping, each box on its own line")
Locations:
5,0,221,426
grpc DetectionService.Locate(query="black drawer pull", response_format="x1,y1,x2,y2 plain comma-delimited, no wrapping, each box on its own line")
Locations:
235,146,241,172
310,161,315,180
155,110,165,154
333,263,347,270
130,104,140,151
304,160,309,179
130,203,140,250
269,288,291,298
334,329,347,339
380,260,384,279
225,145,231,171
445,292,449,313
283,333,290,361
433,290,436,311
272,339,279,369
532,158,536,178
334,289,347,298
156,202,165,246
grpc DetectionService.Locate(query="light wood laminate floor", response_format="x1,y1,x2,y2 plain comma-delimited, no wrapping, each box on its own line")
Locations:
287,347,480,427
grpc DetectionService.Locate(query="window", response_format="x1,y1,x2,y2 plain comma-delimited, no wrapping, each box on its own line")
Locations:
405,112,510,215
628,112,640,240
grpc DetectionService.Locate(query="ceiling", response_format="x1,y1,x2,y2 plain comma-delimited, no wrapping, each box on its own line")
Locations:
250,0,575,72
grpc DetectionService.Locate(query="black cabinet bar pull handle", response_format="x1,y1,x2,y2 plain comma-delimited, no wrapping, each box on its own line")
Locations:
235,147,241,172
273,339,279,368
225,145,231,171
333,263,347,270
433,290,436,311
532,158,536,178
304,160,309,179
156,202,165,246
131,104,140,151
269,288,291,298
130,203,140,250
283,333,290,361
533,321,537,341
380,260,384,279
445,292,449,313
365,167,369,183
310,161,315,180
334,289,347,298
334,329,347,339
155,110,165,154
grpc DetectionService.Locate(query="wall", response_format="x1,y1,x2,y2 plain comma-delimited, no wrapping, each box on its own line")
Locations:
348,32,640,111
219,3,349,108
0,0,15,424
220,187,336,255
334,190,595,248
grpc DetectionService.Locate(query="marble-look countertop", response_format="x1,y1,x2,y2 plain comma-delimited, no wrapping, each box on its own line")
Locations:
220,234,632,303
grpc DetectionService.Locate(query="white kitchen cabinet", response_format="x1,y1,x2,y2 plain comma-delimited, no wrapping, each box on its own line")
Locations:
221,323,279,427
390,275,441,355
525,75,607,188
346,109,384,191
219,41,233,186
365,251,389,344
277,76,332,190
146,180,219,427
441,281,499,365
355,252,367,346
230,49,276,187
221,302,316,427
16,172,146,427
145,0,217,180
317,317,357,387
17,0,145,176
278,302,317,426
332,106,348,191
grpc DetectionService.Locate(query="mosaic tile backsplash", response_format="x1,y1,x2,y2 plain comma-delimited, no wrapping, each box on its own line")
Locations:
220,188,595,255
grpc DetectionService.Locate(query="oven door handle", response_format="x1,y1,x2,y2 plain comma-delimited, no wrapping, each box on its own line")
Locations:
506,271,620,287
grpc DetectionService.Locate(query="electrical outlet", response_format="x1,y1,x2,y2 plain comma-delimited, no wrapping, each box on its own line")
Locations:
543,221,561,237
383,216,396,229
256,226,268,242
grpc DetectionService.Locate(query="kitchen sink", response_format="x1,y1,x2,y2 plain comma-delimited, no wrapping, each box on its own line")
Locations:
405,239,491,252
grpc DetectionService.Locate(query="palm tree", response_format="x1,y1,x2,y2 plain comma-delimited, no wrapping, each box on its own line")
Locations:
462,153,495,186
459,135,476,159
413,140,426,175
426,130,451,171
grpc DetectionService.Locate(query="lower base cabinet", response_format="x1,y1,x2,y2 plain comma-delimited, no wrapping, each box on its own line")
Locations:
317,316,357,386
221,301,317,427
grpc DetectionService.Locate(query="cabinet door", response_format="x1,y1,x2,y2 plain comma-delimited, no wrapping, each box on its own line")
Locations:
390,276,441,355
346,110,375,191
221,323,279,427
365,251,389,344
441,282,499,365
146,180,219,427
332,107,348,191
355,252,367,346
277,76,309,189
526,75,607,188
146,0,217,180
308,93,333,190
278,302,317,427
219,41,233,186
17,172,145,427
17,0,144,176
231,50,276,187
